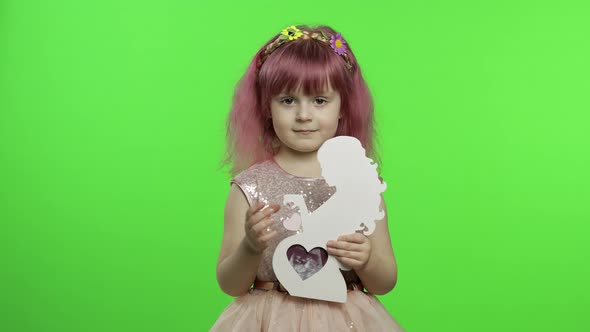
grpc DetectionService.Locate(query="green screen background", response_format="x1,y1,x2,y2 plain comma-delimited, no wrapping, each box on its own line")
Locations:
1,0,589,331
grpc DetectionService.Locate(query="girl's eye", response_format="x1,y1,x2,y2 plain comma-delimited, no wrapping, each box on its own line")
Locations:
279,97,327,105
281,98,295,105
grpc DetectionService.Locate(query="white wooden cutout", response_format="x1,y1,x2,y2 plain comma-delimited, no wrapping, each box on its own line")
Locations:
272,136,387,303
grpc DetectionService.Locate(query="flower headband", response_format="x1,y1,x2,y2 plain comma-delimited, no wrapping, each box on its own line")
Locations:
256,25,353,73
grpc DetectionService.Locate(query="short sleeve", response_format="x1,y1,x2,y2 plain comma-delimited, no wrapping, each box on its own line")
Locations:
230,168,259,207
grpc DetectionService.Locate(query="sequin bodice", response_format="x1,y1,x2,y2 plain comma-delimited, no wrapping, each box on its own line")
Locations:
231,159,360,283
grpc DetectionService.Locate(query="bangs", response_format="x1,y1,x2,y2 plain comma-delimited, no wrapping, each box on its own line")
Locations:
257,39,351,103
225,24,378,176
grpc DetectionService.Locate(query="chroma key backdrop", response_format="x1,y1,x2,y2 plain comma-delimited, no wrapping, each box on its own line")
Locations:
1,0,589,331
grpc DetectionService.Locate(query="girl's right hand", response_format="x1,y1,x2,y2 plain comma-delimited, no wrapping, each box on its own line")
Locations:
243,202,281,254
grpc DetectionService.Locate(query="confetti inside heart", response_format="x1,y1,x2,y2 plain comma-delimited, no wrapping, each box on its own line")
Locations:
286,245,328,280
282,213,302,231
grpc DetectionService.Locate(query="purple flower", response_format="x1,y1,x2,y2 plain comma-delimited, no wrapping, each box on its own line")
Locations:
330,33,348,56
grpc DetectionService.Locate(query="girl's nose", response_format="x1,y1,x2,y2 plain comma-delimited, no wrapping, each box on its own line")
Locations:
295,104,312,121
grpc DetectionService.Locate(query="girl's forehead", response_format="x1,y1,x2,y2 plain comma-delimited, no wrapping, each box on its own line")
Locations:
278,89,337,96
277,84,337,96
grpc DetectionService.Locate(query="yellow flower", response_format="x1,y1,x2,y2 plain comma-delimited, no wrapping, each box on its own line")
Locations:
281,25,303,40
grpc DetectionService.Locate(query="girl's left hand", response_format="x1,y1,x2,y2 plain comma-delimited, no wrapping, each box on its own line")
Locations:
326,233,371,271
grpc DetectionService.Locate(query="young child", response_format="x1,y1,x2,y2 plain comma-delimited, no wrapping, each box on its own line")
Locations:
212,24,405,331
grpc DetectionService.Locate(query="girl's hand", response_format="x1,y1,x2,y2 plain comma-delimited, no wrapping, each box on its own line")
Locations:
243,202,281,254
326,233,371,271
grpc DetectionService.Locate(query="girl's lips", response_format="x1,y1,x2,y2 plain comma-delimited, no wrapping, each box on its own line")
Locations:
294,130,317,135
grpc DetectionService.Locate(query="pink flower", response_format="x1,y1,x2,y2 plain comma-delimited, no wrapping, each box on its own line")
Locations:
330,33,348,56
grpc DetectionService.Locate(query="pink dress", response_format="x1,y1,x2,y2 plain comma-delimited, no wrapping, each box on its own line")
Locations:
211,160,405,331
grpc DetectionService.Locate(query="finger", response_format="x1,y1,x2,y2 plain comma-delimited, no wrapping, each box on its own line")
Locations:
337,233,367,244
326,246,363,260
335,256,364,269
259,229,278,243
246,201,266,219
326,240,358,251
251,216,276,235
251,204,280,224
246,205,274,228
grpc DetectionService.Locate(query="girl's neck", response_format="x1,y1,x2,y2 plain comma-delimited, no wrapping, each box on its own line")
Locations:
273,147,322,178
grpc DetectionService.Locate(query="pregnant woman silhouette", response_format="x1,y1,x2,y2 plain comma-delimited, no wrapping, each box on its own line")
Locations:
272,136,387,302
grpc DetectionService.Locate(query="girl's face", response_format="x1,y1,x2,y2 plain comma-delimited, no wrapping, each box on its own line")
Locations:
270,86,341,155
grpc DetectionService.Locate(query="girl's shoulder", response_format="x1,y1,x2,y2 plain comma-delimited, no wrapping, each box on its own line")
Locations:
231,159,274,184
230,160,276,206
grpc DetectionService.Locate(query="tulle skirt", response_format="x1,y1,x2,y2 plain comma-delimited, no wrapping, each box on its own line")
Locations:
211,289,405,331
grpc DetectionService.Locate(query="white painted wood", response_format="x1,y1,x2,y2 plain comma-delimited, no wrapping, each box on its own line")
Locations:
272,136,387,303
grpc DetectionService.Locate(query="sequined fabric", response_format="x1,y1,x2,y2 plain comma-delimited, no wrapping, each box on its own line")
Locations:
231,159,359,283
212,159,405,331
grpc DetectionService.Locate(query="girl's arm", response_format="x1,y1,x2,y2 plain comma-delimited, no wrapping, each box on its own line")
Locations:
327,196,398,295
216,184,279,296
355,197,398,294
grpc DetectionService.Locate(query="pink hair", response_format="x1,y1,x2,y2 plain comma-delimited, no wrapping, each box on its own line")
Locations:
223,25,380,176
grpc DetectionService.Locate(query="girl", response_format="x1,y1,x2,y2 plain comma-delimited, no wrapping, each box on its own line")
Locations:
212,24,405,331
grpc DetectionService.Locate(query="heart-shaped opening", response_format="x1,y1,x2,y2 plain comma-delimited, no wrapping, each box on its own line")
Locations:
286,245,328,281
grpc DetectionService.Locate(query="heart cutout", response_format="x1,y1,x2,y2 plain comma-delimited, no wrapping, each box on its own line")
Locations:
283,213,302,231
286,245,328,280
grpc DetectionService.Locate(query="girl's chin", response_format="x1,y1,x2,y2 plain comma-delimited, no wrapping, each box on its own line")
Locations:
277,142,320,153
293,144,322,153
